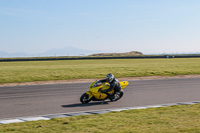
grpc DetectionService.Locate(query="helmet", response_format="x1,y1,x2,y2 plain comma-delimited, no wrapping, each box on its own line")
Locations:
106,73,114,83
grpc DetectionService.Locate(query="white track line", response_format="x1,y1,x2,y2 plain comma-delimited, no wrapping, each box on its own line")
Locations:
0,101,200,125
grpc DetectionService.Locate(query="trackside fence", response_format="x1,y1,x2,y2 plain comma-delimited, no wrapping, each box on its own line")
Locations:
0,55,200,62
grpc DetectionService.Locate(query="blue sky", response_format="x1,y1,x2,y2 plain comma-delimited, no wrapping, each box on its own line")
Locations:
0,0,200,55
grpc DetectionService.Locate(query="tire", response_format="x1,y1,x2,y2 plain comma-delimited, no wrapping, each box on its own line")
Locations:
80,93,92,104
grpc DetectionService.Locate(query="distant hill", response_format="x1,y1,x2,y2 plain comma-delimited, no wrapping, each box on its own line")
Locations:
89,51,143,56
41,46,101,56
0,47,143,58
0,51,9,57
0,51,27,57
0,46,102,57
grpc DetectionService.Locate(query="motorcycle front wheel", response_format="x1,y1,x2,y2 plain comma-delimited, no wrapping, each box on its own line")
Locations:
80,93,92,104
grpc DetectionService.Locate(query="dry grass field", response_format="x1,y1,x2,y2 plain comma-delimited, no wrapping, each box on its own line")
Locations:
0,58,200,83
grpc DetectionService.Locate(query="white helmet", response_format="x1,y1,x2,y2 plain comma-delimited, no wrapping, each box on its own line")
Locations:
106,73,114,83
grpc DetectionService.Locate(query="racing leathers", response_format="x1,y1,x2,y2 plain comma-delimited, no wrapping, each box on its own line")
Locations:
99,78,121,100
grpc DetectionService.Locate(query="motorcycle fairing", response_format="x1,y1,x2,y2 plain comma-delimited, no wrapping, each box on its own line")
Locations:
120,81,129,89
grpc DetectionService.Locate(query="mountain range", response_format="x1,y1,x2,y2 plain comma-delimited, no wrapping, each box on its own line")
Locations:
0,46,102,57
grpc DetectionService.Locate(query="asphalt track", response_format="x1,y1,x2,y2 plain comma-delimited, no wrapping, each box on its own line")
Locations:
0,78,200,120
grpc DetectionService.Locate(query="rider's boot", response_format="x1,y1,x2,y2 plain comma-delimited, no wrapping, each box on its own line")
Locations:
110,92,120,101
115,92,120,99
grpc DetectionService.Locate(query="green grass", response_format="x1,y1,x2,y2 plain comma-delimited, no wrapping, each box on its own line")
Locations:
0,58,200,83
1,104,200,133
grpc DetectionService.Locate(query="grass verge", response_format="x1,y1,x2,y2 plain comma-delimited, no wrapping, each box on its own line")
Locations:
0,58,200,83
1,104,200,133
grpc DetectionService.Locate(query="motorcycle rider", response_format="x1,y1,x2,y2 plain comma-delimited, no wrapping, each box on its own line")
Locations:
97,73,121,100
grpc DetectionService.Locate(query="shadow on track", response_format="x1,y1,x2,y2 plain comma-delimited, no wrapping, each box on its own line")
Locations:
61,101,112,108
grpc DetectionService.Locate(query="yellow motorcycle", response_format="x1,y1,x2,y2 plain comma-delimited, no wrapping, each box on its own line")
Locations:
80,80,129,104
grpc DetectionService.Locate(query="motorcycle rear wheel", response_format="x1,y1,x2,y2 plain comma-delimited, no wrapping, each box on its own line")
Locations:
80,93,92,104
